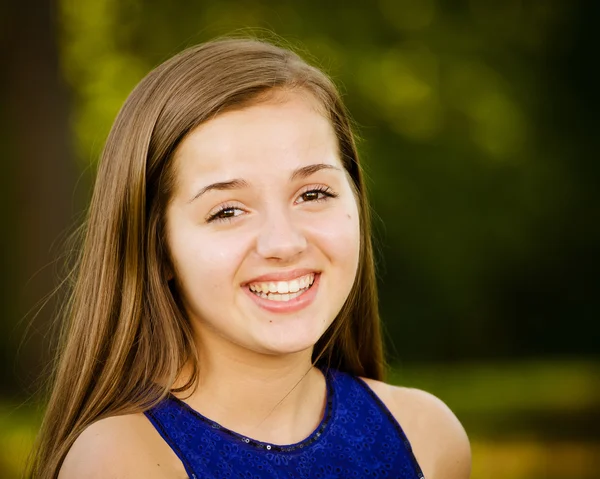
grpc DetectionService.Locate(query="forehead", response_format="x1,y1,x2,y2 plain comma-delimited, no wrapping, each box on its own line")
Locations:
172,92,341,187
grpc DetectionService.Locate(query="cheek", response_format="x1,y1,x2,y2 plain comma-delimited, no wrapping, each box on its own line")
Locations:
169,229,248,301
307,201,361,265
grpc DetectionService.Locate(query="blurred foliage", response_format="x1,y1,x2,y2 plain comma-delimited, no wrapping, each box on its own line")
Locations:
390,359,600,437
0,401,40,478
57,0,599,362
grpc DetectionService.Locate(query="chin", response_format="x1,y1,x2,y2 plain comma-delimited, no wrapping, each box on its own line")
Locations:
255,329,325,357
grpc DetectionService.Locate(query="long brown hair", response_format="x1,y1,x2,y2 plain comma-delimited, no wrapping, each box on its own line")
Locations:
29,37,383,478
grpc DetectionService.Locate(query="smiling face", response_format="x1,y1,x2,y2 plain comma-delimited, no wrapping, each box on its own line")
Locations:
165,91,360,358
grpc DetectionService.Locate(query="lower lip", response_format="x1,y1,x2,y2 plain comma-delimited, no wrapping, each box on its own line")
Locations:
244,274,321,314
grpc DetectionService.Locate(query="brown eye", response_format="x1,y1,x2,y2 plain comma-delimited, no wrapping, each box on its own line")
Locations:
218,208,236,218
207,206,245,223
296,186,338,205
302,191,321,202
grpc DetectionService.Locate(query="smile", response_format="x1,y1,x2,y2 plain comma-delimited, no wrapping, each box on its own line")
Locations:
248,273,315,302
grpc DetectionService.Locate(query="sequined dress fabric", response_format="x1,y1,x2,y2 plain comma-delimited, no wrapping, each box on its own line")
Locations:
145,368,424,479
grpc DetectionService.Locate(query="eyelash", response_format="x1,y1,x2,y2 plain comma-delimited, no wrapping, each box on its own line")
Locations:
296,185,338,204
205,202,242,223
206,186,339,223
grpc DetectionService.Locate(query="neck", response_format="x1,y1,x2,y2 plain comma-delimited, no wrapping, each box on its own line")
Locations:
174,330,327,445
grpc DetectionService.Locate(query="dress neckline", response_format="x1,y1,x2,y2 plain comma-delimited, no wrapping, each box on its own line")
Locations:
167,367,336,453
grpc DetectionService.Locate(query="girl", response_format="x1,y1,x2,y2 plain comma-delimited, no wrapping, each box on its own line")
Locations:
30,38,470,479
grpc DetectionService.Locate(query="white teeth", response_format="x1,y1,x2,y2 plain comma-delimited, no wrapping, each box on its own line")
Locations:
290,290,302,299
248,273,316,301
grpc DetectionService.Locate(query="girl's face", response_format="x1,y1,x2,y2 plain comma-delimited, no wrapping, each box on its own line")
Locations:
165,92,360,357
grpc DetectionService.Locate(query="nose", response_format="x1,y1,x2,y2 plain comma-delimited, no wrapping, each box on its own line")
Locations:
256,208,307,261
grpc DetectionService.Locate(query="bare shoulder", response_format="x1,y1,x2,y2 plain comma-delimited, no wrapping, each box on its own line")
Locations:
361,377,471,479
58,412,186,479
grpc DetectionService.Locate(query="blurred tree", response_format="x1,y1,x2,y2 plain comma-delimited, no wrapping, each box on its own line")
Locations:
0,0,77,395
56,0,598,365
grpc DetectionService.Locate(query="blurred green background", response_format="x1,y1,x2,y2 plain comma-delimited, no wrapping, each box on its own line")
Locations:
1,0,598,477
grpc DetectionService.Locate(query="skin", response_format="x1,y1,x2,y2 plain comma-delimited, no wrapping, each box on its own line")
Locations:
59,91,471,478
167,90,361,361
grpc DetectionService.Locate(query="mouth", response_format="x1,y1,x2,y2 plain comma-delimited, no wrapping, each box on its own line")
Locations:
247,273,316,302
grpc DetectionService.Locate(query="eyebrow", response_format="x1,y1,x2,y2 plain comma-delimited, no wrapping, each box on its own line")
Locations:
188,179,249,203
289,163,342,181
189,163,342,203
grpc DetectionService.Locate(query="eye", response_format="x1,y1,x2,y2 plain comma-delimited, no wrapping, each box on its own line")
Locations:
296,186,338,204
206,205,245,223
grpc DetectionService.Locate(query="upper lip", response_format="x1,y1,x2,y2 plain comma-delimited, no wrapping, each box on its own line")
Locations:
244,268,319,285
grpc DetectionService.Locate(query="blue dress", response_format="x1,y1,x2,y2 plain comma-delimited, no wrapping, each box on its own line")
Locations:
145,368,424,479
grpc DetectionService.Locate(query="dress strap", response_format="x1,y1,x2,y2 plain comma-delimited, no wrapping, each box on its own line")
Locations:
353,376,425,478
145,405,200,479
